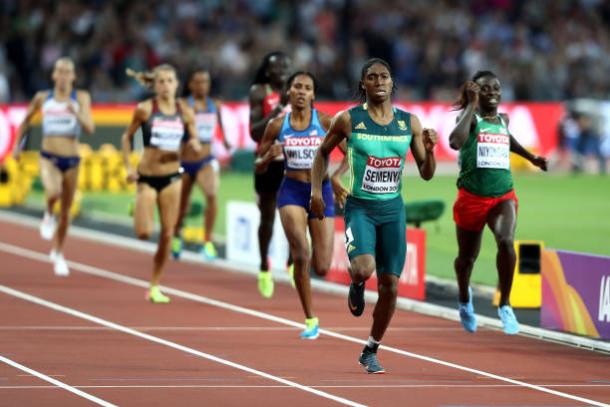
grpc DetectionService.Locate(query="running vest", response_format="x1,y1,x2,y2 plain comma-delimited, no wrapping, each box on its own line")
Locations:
262,85,280,117
347,104,412,200
41,90,81,138
141,100,186,152
188,96,217,144
278,109,325,171
457,114,513,197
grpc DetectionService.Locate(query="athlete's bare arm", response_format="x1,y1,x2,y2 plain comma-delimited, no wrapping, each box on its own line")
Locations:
13,91,47,158
74,90,95,134
122,101,151,182
249,84,284,143
410,114,437,181
254,116,282,173
214,99,231,150
310,110,351,219
503,114,548,171
179,100,202,154
449,81,479,150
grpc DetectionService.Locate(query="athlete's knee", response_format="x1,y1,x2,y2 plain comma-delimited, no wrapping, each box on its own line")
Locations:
291,245,310,266
351,258,375,283
455,255,476,272
378,278,398,298
137,231,151,240
312,259,330,277
496,236,514,252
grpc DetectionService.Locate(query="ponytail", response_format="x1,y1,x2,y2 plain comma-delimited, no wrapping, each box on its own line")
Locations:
126,64,177,89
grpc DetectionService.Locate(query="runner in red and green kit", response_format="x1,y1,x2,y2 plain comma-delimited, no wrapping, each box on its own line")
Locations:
449,71,548,335
311,58,438,374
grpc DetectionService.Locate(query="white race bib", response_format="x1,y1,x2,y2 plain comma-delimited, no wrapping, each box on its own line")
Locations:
476,132,510,169
195,112,217,143
150,117,184,152
283,136,321,170
362,156,402,194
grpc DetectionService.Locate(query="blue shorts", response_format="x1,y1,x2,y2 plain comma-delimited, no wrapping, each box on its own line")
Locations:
181,155,215,179
277,177,334,219
40,150,80,173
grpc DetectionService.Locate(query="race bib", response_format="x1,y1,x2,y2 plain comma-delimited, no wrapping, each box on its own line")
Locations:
150,117,184,151
362,155,402,194
476,132,510,169
283,136,321,170
195,112,217,143
43,109,78,135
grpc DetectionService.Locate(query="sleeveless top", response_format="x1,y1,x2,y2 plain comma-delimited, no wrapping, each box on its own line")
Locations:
140,100,187,152
347,104,412,201
188,96,217,144
42,90,81,138
278,109,325,171
457,113,513,197
262,85,280,117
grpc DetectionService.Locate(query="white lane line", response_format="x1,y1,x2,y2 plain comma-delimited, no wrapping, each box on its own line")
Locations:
0,285,364,407
2,384,610,389
0,326,459,332
0,355,116,407
1,241,609,407
2,210,609,354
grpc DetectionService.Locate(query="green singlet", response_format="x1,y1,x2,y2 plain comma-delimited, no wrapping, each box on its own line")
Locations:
347,104,412,200
457,114,513,197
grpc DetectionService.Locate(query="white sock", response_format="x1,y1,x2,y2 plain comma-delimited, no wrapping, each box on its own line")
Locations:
366,336,380,351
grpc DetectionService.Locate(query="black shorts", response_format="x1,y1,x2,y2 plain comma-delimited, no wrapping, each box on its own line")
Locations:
254,160,284,194
138,172,182,193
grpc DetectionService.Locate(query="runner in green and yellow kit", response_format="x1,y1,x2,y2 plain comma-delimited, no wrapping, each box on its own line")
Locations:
311,58,438,374
449,71,548,335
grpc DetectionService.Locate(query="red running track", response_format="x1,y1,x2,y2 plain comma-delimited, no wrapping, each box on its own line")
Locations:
0,218,609,407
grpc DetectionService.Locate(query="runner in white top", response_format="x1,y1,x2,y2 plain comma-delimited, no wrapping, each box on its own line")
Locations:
13,57,95,277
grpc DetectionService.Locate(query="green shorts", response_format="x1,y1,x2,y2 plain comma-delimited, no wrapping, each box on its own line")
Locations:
343,195,406,277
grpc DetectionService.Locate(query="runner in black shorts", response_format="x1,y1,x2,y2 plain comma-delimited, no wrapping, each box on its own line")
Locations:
122,65,200,303
249,51,292,298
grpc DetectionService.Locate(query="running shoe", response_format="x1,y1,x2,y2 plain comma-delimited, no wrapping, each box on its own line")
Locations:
358,349,385,374
498,304,520,335
287,263,295,288
300,317,319,340
146,286,170,304
257,271,274,299
171,236,183,260
200,241,217,260
348,282,365,317
458,287,477,333
39,211,56,241
53,252,69,277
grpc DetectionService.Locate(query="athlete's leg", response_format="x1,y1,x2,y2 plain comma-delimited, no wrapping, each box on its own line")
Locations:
486,199,517,307
279,206,312,317
174,172,194,238
308,216,334,277
134,183,157,240
198,160,219,243
153,178,182,287
454,226,483,303
370,272,399,341
39,157,62,213
53,165,79,253
257,190,277,271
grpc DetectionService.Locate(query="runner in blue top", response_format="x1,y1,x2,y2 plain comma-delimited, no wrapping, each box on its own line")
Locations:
13,57,95,277
256,71,346,339
172,69,231,261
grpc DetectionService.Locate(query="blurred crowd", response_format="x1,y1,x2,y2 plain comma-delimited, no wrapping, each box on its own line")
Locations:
2,0,610,103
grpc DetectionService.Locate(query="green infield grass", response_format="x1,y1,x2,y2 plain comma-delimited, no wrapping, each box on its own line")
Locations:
24,172,610,286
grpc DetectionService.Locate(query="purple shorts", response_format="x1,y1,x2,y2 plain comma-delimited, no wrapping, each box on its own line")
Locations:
277,177,335,219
